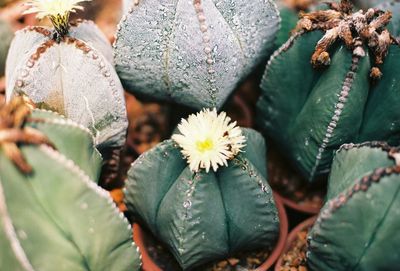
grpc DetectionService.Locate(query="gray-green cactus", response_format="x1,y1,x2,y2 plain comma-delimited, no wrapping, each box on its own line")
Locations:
257,0,400,181
27,109,103,181
6,20,127,150
0,99,141,271
307,142,400,270
114,0,280,109
124,128,279,270
0,19,13,76
378,1,400,36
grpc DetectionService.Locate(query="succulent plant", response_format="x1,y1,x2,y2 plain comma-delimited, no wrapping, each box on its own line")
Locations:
0,19,13,76
0,97,142,271
5,0,127,150
378,1,400,36
307,142,400,270
257,0,400,181
114,0,280,109
125,109,279,270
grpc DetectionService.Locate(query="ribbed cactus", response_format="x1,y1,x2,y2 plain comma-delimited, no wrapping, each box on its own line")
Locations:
27,109,102,180
6,8,127,149
307,142,400,270
0,98,141,271
114,0,280,109
0,19,13,76
379,1,400,36
257,0,400,181
124,110,279,270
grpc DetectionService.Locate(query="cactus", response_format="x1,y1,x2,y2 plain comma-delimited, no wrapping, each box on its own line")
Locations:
114,0,280,109
0,19,13,77
0,97,142,271
378,1,400,36
275,7,299,49
6,0,127,150
307,142,400,270
27,109,102,180
257,0,400,181
125,109,279,270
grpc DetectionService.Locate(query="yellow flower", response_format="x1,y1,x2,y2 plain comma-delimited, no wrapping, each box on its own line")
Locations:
23,0,91,36
172,108,246,173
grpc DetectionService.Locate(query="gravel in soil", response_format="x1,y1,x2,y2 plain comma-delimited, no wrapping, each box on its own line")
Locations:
142,226,274,271
278,229,309,271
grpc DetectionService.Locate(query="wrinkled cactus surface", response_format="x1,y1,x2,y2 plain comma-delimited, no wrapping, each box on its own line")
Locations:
125,128,279,270
307,142,400,270
114,0,280,109
0,103,141,271
6,20,127,149
0,19,13,76
257,1,400,181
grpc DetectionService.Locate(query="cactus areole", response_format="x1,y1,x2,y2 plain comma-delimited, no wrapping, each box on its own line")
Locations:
294,0,398,79
125,110,280,270
308,142,400,270
6,0,128,149
257,0,400,181
114,0,280,109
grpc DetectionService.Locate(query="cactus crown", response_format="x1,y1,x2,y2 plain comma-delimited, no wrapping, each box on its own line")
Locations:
0,97,53,173
23,0,91,38
172,109,246,173
293,0,399,79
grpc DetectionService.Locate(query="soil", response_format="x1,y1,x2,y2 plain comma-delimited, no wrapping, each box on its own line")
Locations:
141,225,275,271
278,229,309,271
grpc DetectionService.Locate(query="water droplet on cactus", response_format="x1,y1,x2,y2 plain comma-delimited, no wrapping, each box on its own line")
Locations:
183,200,192,209
80,202,88,210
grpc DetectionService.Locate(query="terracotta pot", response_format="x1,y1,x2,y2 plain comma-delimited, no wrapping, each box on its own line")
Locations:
133,193,289,271
275,192,321,215
274,216,317,271
268,148,325,215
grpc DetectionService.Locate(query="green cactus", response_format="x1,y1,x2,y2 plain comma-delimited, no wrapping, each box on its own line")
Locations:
0,19,13,76
114,0,280,109
27,109,102,181
275,7,299,49
307,142,400,270
0,99,141,271
6,19,127,150
124,128,279,270
378,1,400,36
257,0,400,181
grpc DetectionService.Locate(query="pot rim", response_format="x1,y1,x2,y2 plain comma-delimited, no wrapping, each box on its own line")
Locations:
274,191,322,215
133,192,289,271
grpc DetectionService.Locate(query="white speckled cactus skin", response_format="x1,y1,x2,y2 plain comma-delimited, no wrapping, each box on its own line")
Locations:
114,0,280,109
6,21,128,150
0,19,13,76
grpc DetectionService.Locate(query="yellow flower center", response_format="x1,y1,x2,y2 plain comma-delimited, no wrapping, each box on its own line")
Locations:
196,138,214,153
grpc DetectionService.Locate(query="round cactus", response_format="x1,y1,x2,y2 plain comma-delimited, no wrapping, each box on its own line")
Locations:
6,12,127,150
0,97,141,271
257,0,400,181
307,142,400,270
125,109,279,270
114,0,280,109
378,1,400,37
0,19,13,77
